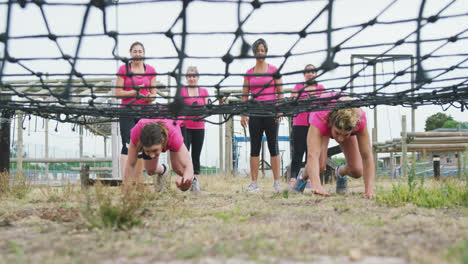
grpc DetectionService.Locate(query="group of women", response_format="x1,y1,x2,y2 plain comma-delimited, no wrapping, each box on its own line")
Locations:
116,39,375,199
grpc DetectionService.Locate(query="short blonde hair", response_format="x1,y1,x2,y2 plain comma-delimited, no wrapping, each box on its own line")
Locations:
328,108,361,131
186,66,199,76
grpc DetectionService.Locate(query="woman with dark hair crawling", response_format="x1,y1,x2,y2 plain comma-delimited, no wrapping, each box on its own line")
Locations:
291,95,375,199
241,38,284,192
124,118,200,193
180,66,209,179
116,41,157,179
288,64,325,189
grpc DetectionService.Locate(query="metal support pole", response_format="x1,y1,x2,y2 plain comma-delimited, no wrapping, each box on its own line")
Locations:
218,92,224,175
17,113,23,176
401,115,407,179
45,118,49,179
457,124,462,179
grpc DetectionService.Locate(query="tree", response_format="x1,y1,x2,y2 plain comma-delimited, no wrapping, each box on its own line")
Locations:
425,112,453,131
442,120,459,129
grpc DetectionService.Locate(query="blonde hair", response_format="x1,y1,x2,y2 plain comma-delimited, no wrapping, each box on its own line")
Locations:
137,122,169,152
328,108,361,131
186,66,199,76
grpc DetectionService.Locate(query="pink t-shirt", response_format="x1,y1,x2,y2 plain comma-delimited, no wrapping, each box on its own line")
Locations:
130,118,184,152
309,108,367,138
116,64,157,106
292,83,325,126
180,87,209,129
244,64,279,102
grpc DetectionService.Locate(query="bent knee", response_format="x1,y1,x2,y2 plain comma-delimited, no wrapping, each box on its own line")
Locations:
347,166,363,178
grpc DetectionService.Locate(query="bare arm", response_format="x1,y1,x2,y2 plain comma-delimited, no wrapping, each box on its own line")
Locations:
356,126,375,198
145,76,157,102
305,125,330,196
241,79,250,128
275,77,284,100
115,76,137,98
172,144,195,191
123,141,139,184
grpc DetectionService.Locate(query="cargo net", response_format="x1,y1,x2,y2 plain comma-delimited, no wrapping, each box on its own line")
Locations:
0,0,467,125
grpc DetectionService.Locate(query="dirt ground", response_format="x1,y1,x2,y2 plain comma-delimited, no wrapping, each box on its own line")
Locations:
0,176,467,264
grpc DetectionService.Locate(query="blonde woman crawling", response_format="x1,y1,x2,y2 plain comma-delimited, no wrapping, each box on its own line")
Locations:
291,93,375,199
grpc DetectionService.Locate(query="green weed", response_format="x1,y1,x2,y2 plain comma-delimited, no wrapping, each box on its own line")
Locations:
81,183,150,230
377,180,468,208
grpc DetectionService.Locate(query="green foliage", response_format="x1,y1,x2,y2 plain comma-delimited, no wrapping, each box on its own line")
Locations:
377,180,468,208
331,157,346,166
81,184,148,230
442,120,460,129
461,121,468,129
425,112,453,131
446,240,468,264
0,172,32,199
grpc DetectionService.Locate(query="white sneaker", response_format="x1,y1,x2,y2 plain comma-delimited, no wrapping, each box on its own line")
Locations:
273,181,282,192
247,181,259,192
190,176,201,194
155,164,168,192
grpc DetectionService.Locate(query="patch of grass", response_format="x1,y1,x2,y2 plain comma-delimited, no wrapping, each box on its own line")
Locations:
177,243,203,259
377,179,468,208
0,172,32,200
446,240,468,264
81,183,151,230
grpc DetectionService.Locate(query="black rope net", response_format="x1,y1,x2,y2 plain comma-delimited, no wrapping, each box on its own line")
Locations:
0,0,467,125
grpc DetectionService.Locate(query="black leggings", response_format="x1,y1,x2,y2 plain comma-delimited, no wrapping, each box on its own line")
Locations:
182,128,205,175
249,116,279,157
120,117,140,155
291,125,308,179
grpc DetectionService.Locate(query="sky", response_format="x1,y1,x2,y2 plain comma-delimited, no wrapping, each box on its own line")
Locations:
1,0,467,174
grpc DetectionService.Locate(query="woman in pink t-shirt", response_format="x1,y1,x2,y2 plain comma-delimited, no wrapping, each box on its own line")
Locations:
241,38,284,192
180,66,209,179
115,42,157,180
291,100,375,199
125,118,200,193
288,64,324,188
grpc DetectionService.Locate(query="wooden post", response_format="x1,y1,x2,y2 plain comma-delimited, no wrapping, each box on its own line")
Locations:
80,164,90,189
17,112,23,176
390,152,395,179
0,105,11,173
433,154,440,180
401,115,407,179
225,115,233,176
457,124,462,179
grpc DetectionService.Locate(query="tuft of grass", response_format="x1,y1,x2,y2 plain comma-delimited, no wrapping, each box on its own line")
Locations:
81,182,151,230
377,179,468,208
446,240,468,264
0,172,32,200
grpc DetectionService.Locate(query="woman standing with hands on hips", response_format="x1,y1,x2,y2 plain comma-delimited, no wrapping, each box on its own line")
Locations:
115,41,157,180
241,38,284,192
180,66,209,180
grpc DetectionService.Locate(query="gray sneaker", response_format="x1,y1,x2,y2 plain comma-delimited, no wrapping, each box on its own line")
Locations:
155,163,168,192
290,178,307,193
190,176,201,194
247,181,259,192
335,165,348,194
273,181,282,192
